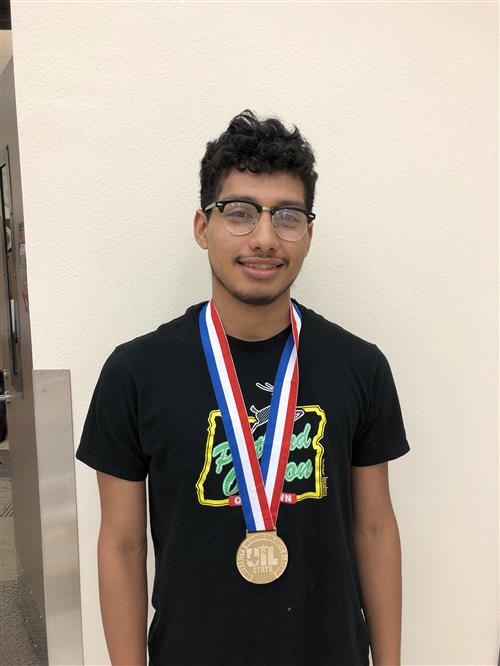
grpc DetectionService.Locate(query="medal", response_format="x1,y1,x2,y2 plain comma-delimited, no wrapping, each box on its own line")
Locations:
236,530,288,584
199,298,301,584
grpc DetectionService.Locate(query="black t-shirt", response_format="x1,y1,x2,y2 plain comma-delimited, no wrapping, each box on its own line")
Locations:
76,299,410,666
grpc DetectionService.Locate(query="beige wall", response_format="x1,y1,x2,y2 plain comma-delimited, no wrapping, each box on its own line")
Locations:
10,2,498,664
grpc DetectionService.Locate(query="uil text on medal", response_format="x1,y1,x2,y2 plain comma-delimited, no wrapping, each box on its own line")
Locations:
236,531,288,584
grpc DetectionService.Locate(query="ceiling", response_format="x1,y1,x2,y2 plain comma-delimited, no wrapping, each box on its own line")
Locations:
1,1,12,74
1,1,11,30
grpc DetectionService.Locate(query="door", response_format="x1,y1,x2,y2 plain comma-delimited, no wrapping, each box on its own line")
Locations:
0,57,83,665
1,143,23,400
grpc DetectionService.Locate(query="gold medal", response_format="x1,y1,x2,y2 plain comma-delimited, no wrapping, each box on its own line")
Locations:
236,530,288,584
200,300,302,583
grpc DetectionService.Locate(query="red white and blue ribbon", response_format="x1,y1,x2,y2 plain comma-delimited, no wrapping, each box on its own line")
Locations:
199,298,302,532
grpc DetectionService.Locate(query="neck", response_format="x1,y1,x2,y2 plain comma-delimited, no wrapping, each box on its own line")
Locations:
211,283,292,342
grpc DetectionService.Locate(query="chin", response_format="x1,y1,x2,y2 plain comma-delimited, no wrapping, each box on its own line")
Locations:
210,262,296,307
225,278,295,307
232,290,281,306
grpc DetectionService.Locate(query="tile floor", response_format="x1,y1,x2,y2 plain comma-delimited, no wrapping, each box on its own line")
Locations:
0,439,48,665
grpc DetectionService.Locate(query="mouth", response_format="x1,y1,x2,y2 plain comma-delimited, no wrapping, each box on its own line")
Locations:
237,258,285,279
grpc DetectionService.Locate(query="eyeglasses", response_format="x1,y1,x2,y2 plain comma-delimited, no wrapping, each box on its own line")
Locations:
204,199,316,242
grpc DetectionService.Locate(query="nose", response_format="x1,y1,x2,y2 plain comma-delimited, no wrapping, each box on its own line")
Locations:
247,210,278,252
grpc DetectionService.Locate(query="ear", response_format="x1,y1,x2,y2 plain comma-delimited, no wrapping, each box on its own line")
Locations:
193,209,209,249
304,221,314,257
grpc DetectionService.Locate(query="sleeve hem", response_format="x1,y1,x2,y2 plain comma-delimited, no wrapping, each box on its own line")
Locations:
351,440,410,467
75,450,147,481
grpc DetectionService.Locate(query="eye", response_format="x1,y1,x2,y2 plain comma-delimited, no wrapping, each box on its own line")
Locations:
223,202,256,221
275,209,306,227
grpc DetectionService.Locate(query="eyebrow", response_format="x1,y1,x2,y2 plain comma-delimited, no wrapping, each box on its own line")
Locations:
220,193,306,208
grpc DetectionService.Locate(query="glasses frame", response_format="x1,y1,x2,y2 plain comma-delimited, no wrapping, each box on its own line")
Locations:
203,199,316,241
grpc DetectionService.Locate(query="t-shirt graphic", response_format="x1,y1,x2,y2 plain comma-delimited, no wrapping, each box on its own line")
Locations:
196,379,328,508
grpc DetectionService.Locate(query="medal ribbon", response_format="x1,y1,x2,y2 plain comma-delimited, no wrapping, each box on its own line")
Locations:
199,298,301,532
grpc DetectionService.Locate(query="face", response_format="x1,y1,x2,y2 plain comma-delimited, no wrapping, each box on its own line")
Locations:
194,168,314,306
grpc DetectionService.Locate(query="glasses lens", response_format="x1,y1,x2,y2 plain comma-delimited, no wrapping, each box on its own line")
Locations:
221,202,257,234
274,209,308,241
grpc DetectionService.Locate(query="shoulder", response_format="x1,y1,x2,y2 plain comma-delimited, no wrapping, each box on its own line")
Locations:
294,299,383,369
111,301,207,372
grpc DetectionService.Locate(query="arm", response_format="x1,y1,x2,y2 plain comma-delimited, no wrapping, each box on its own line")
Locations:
97,471,148,666
351,462,402,666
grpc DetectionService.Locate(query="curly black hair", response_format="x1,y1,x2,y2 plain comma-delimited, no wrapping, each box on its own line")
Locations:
199,109,318,216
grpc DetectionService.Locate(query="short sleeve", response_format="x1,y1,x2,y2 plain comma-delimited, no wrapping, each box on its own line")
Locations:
351,346,410,466
75,347,150,481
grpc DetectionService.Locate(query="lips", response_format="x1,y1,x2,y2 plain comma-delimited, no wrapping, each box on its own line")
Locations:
238,258,284,268
237,258,285,279
242,263,279,270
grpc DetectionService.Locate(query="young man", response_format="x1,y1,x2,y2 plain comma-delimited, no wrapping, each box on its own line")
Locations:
76,110,410,666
